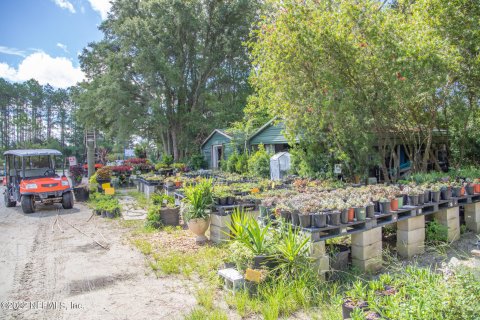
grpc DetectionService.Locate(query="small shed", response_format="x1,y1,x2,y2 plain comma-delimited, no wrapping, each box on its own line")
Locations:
201,129,233,169
270,152,291,181
248,118,293,154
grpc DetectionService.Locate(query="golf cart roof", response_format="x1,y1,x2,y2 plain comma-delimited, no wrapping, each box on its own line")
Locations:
3,149,63,157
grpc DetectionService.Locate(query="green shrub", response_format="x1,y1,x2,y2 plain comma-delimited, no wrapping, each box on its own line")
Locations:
248,144,270,178
188,153,208,170
426,219,448,244
162,154,174,166
235,153,249,174
226,152,239,173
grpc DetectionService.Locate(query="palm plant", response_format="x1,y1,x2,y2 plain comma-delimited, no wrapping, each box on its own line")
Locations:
183,179,213,222
273,225,311,279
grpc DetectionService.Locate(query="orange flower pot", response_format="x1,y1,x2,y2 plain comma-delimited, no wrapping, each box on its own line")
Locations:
460,187,465,196
348,208,355,222
175,181,182,188
390,198,399,211
475,184,480,193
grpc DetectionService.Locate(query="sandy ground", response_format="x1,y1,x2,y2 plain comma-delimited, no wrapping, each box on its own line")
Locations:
0,187,196,320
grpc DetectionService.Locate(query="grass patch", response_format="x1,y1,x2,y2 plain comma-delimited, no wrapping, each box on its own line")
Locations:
194,287,215,310
131,238,153,255
184,307,228,320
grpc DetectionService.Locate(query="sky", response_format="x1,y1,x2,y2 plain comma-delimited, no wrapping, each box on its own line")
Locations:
0,0,112,88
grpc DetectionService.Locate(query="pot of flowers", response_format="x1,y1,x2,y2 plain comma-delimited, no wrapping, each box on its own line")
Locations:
329,210,341,226
312,212,328,228
69,165,84,187
354,207,366,221
451,184,463,197
277,204,291,222
466,182,475,195
408,194,419,206
440,185,452,200
474,179,480,193
96,166,112,188
423,190,430,204
430,185,441,202
298,213,312,228
366,202,375,218
379,198,391,214
183,180,213,244
342,298,368,320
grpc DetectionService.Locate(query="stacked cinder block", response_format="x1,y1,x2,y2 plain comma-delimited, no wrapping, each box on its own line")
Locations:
465,202,480,233
210,214,232,243
434,207,460,242
306,239,328,281
351,228,382,273
397,215,425,258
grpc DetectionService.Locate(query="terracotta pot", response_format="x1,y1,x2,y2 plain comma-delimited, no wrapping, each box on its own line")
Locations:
347,208,355,222
187,217,210,244
475,184,480,193
175,181,182,188
460,187,465,196
390,198,398,211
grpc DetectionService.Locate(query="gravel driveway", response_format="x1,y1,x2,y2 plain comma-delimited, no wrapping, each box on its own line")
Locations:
0,187,195,320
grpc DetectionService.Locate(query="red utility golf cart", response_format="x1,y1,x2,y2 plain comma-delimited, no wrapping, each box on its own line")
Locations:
3,149,74,213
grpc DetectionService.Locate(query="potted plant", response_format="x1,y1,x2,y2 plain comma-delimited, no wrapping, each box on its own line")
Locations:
312,211,328,228
329,210,341,226
183,179,213,244
342,282,369,319
96,166,112,186
440,184,452,200
430,184,441,202
377,197,390,214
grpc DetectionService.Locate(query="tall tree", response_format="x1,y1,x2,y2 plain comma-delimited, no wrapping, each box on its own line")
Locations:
77,0,260,160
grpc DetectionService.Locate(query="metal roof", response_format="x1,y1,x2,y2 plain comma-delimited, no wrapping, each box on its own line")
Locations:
3,149,63,157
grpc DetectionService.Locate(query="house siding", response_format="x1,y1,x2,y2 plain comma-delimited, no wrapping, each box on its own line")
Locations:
201,131,233,168
250,122,289,145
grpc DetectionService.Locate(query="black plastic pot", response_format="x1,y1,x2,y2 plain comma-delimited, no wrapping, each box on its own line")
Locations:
354,207,366,221
299,214,312,228
466,185,475,195
373,200,380,213
312,213,327,228
329,211,341,226
418,193,424,205
106,210,116,219
219,197,227,206
380,201,391,214
441,188,452,200
280,210,291,222
341,209,349,224
431,191,440,202
291,211,300,226
342,299,368,320
408,194,419,206
424,190,431,203
73,187,89,202
366,205,375,218
253,255,274,269
101,210,107,218
452,187,462,197
227,196,235,205
160,207,180,226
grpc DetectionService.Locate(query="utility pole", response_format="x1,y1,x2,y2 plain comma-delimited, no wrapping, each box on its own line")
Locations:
85,130,96,178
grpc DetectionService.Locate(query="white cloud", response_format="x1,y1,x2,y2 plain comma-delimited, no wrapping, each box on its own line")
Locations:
53,0,76,13
0,52,84,88
0,46,26,57
87,0,111,20
56,42,69,53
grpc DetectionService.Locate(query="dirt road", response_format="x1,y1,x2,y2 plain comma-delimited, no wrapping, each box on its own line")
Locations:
0,187,196,320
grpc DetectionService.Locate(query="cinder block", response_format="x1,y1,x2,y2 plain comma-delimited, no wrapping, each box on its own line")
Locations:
397,215,425,232
466,221,480,233
352,257,382,273
351,228,382,247
434,207,459,222
308,241,326,257
465,203,480,222
447,227,460,242
313,255,330,273
397,241,425,258
210,227,231,243
351,241,382,261
211,214,232,228
397,228,425,244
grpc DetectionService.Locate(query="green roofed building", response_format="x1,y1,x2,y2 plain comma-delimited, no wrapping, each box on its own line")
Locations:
200,129,234,169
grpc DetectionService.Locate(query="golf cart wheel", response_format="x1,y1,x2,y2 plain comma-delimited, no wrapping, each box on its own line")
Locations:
4,190,16,207
62,191,74,209
21,195,35,214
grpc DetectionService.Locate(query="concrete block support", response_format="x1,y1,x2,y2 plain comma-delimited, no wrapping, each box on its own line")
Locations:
434,207,460,242
351,229,382,273
465,203,480,233
308,240,328,280
396,215,425,258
